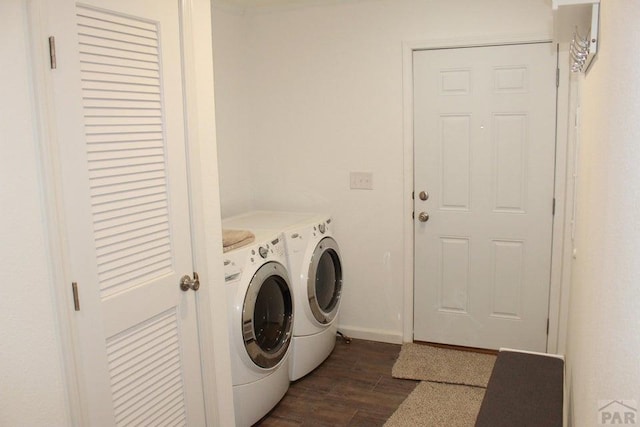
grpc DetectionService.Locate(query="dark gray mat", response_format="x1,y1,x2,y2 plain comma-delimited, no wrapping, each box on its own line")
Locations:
474,351,564,427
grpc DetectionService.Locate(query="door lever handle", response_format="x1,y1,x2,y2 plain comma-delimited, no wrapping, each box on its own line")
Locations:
180,272,200,291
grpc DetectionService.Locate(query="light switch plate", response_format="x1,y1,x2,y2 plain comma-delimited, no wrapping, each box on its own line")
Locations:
350,172,373,190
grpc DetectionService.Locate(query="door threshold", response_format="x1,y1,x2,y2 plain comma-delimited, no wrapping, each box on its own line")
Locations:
413,340,499,356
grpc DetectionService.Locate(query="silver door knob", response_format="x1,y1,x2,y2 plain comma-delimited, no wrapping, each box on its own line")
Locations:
180,272,200,291
419,191,429,201
418,212,429,222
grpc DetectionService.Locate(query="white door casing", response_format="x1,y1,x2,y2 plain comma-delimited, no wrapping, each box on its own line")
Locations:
413,43,557,351
49,0,206,424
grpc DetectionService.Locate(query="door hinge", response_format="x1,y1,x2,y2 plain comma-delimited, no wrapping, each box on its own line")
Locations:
556,68,560,88
552,198,556,216
72,282,80,311
546,318,550,335
412,191,414,200
412,211,415,219
48,36,57,69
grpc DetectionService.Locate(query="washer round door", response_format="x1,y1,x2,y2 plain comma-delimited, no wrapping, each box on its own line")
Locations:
242,262,293,369
307,237,343,325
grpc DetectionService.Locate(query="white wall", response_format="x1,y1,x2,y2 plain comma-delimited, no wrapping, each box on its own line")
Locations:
565,1,640,424
214,0,554,341
0,1,70,425
212,6,255,218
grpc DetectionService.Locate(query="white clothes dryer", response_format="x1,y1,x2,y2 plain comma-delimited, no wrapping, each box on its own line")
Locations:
223,229,294,427
223,211,343,381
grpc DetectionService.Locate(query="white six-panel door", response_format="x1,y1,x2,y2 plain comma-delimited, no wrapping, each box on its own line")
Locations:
49,0,206,424
413,43,557,351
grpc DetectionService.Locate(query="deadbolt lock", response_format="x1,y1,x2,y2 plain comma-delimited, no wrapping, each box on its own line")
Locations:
419,191,429,201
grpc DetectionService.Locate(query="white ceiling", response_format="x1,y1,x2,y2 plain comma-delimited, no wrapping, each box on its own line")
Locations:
213,0,356,12
214,0,312,8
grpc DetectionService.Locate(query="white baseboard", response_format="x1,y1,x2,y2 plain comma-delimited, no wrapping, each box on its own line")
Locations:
337,325,403,344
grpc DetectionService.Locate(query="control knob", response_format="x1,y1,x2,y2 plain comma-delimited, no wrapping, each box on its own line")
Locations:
258,246,269,259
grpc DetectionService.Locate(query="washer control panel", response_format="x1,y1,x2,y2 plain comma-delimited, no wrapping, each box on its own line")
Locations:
248,236,285,263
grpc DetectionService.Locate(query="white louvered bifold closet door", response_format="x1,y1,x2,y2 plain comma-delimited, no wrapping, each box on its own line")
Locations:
52,1,206,425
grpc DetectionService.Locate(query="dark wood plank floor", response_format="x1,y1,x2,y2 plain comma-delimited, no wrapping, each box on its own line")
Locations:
255,338,418,426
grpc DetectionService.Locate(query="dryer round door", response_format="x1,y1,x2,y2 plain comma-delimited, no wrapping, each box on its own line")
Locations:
242,262,293,369
307,237,343,325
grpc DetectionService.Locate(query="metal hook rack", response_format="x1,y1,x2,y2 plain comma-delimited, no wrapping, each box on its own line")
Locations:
553,1,600,73
570,26,590,72
570,3,599,73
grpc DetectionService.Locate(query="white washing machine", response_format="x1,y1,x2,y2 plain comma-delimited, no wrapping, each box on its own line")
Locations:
223,211,344,381
223,229,294,426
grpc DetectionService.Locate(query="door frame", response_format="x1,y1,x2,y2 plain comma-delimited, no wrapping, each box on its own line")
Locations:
26,0,235,425
401,34,574,354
